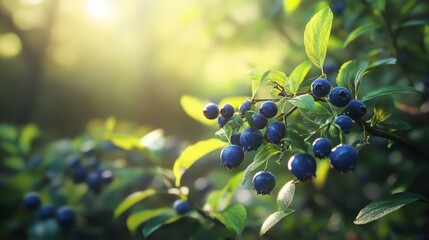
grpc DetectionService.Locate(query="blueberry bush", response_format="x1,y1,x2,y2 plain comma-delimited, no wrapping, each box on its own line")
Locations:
1,0,429,239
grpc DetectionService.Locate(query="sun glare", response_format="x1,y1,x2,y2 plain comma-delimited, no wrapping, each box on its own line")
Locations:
85,0,114,21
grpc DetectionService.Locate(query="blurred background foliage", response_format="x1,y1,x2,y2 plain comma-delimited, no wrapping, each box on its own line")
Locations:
1,0,429,239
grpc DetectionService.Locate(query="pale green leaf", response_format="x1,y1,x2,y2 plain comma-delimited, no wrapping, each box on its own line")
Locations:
173,138,228,186
288,94,314,110
289,61,312,94
343,22,380,47
180,95,216,126
277,180,295,210
247,67,271,98
19,124,40,154
314,159,331,189
208,171,244,212
114,189,157,219
260,209,295,236
354,192,428,225
110,134,142,150
283,0,301,14
127,208,175,233
213,203,247,236
304,7,333,70
362,85,419,102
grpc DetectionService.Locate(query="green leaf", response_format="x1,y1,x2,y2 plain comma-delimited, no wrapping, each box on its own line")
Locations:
180,95,217,126
400,19,429,28
270,70,287,90
259,209,295,236
288,61,312,94
247,67,271,98
142,214,181,237
208,171,244,212
173,139,228,186
242,144,281,184
343,22,380,47
277,180,295,210
19,124,40,154
110,134,142,150
362,85,419,102
0,124,17,141
283,0,301,14
304,7,333,70
336,60,368,96
424,25,429,55
127,208,175,233
367,58,396,71
288,94,314,110
3,156,25,170
213,203,247,237
114,189,157,219
378,119,412,131
371,0,385,11
354,192,429,225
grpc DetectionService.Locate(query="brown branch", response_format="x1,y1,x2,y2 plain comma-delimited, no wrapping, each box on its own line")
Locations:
355,118,429,163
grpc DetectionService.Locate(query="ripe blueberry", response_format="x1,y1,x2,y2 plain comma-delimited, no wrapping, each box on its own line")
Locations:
266,121,286,144
220,145,245,170
55,206,76,228
252,171,276,195
218,116,229,128
173,199,193,215
259,101,278,118
252,113,268,129
345,100,367,119
329,144,358,173
203,103,219,120
86,172,102,193
71,165,87,184
240,127,263,151
239,99,252,115
312,138,332,159
23,192,41,210
38,204,56,220
65,154,80,167
100,170,114,184
329,87,352,107
311,78,331,97
230,132,242,146
334,115,353,133
220,104,235,119
288,153,317,181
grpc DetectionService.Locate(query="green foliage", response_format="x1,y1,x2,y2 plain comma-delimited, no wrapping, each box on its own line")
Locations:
213,203,247,237
362,85,420,102
114,189,157,219
289,61,312,94
127,208,175,233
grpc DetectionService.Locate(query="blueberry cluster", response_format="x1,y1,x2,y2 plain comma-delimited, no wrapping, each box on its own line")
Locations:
66,154,114,193
203,100,286,195
23,192,76,228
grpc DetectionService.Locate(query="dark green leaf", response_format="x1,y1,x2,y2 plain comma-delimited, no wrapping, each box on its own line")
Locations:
260,209,295,236
142,214,181,237
213,203,247,236
289,61,312,94
367,58,396,71
343,22,380,47
241,144,281,184
354,192,429,225
378,119,412,131
400,19,428,28
336,60,368,96
288,94,314,111
304,7,333,70
127,208,175,233
371,0,385,11
277,180,295,210
362,85,419,102
425,25,429,55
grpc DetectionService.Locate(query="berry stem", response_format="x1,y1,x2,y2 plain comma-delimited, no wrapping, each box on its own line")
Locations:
355,118,429,162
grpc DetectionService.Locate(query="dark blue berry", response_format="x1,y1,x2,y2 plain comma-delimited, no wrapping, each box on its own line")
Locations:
329,87,352,107
55,206,76,228
345,100,367,119
220,104,235,118
312,138,332,159
266,121,286,144
218,116,229,128
259,101,278,118
329,144,358,173
100,170,114,184
288,153,317,181
220,145,245,170
252,171,276,195
240,127,263,151
23,192,41,210
71,165,87,184
86,172,102,193
323,62,337,75
334,115,353,133
311,78,331,97
173,199,193,215
203,103,219,120
252,113,268,129
86,156,100,168
38,204,56,220
65,155,80,167
230,133,242,146
333,1,345,15
239,99,252,115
